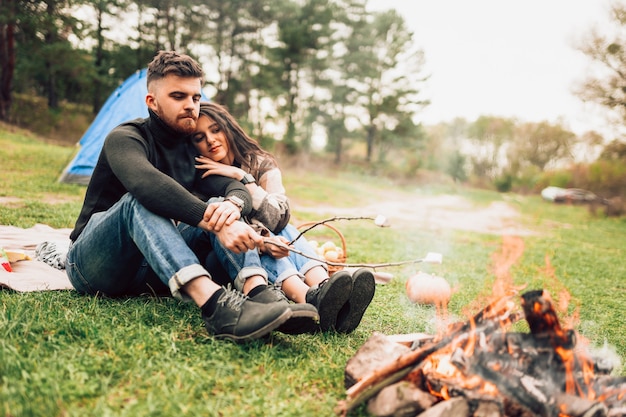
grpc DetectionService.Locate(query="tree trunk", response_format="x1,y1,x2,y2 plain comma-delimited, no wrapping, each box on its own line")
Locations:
92,5,105,115
0,0,16,121
334,132,342,164
366,124,375,162
45,0,59,109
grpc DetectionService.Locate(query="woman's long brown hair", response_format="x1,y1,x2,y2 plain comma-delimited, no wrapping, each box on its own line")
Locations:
198,102,276,177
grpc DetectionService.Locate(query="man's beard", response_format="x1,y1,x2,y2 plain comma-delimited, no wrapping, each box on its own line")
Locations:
178,117,197,134
155,104,197,134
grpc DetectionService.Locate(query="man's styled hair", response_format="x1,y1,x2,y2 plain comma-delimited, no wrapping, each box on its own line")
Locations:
147,50,204,88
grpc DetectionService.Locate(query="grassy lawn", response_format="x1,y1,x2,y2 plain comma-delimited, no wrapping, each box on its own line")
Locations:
1,125,625,416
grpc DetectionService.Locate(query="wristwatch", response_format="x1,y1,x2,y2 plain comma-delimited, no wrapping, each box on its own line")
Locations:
240,173,256,185
224,195,244,211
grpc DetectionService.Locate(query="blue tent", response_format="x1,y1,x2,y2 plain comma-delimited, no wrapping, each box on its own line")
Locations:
59,68,208,185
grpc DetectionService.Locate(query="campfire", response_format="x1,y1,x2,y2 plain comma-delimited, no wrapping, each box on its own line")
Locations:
337,289,626,417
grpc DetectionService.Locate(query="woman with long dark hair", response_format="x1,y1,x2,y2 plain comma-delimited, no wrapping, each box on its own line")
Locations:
191,102,375,333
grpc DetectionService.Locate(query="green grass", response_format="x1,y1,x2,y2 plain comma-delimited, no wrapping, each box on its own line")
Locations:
1,125,625,416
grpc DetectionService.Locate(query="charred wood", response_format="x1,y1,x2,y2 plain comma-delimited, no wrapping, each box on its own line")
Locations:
593,356,616,376
468,350,559,417
593,376,626,408
494,331,575,354
418,374,494,403
521,290,572,348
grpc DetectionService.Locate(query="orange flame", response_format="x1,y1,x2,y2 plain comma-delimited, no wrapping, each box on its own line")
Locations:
415,236,614,413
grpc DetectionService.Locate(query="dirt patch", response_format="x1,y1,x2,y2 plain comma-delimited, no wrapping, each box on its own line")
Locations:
0,197,24,208
39,194,81,204
2,189,535,236
295,194,537,236
0,194,80,207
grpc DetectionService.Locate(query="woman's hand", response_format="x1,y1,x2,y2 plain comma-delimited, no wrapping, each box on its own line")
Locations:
259,236,291,259
195,156,245,180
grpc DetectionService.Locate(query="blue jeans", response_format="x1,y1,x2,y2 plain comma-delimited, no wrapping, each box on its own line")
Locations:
66,193,212,300
210,223,326,290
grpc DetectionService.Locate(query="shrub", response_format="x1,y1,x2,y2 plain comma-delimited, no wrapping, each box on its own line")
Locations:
494,173,513,192
8,94,91,144
512,165,542,194
536,161,626,201
588,160,626,197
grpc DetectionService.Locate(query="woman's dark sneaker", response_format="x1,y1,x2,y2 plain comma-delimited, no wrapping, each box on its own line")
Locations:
305,270,353,331
336,268,376,334
203,287,292,342
249,285,320,335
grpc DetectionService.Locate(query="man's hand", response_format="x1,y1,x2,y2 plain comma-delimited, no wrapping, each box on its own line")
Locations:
214,221,264,253
199,200,241,232
259,236,290,259
195,156,245,180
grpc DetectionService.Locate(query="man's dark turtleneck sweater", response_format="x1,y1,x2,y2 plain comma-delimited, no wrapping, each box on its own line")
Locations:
70,109,249,242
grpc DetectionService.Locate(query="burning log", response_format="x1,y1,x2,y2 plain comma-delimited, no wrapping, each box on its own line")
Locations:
521,289,574,347
592,376,626,410
337,289,626,417
489,331,574,358
521,290,601,401
338,297,518,416
344,332,412,388
468,350,562,417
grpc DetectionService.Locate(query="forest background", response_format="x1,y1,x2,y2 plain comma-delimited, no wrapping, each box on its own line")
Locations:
1,0,626,201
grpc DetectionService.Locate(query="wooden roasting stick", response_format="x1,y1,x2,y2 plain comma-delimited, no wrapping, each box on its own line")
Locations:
336,296,519,416
264,238,436,269
287,216,383,245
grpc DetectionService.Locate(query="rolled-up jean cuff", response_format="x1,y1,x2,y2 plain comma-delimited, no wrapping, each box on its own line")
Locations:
234,267,267,292
299,260,327,276
169,264,211,300
275,269,303,287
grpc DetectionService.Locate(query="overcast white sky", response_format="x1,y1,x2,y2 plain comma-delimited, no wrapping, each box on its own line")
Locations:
367,0,615,136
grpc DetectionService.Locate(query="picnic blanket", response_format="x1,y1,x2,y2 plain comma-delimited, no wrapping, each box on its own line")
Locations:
0,224,73,292
0,224,393,292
